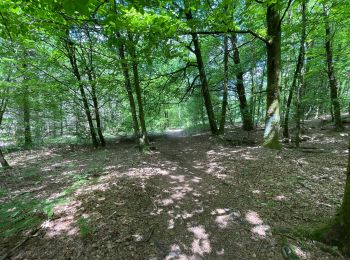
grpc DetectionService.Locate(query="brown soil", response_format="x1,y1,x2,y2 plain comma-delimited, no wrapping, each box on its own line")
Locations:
0,119,349,259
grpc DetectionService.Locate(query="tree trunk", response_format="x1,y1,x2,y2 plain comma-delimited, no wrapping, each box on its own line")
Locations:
128,34,149,149
230,34,254,131
0,148,10,168
256,64,265,126
324,7,343,130
22,84,32,148
117,42,140,140
87,70,106,147
219,36,229,134
339,137,350,245
250,69,257,126
65,40,99,148
186,11,218,135
283,0,307,141
263,3,282,149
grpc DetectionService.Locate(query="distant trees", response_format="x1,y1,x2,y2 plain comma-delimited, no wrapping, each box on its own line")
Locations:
0,0,349,155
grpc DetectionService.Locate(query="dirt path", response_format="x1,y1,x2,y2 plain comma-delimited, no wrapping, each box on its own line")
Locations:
0,122,348,259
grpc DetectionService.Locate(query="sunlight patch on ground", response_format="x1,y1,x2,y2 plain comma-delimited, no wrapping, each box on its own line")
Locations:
41,200,81,237
245,211,263,225
188,225,211,256
75,183,110,196
274,195,287,201
251,225,270,238
165,244,187,260
245,210,271,239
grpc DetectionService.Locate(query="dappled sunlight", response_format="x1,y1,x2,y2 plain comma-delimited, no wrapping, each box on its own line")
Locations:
75,182,110,196
245,210,271,239
41,216,78,237
41,200,82,237
188,225,212,256
215,214,234,229
274,195,287,201
251,224,270,238
245,210,263,225
212,208,240,229
165,244,187,260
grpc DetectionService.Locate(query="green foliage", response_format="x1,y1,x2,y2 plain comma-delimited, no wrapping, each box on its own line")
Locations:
77,217,92,237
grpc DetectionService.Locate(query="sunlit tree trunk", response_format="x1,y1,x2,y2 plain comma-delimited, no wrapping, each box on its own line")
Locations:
231,34,254,131
219,36,229,134
263,3,282,149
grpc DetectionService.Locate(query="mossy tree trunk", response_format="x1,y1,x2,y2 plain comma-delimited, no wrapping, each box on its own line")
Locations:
263,3,282,149
230,34,254,131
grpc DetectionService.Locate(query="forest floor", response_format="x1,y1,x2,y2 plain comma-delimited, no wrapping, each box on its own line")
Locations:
0,118,349,259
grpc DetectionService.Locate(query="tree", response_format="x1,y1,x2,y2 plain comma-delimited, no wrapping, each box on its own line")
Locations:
323,5,343,130
231,34,254,131
263,1,283,149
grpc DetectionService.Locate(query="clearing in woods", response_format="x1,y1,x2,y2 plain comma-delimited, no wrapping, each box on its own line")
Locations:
0,119,348,259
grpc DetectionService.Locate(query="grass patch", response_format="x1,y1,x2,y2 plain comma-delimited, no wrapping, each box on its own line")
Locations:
0,197,44,237
77,217,93,237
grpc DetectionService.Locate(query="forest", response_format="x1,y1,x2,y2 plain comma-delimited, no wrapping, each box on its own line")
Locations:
0,0,350,259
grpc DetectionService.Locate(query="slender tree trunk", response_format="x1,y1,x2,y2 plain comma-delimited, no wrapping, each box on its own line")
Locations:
117,42,140,140
219,36,229,134
128,34,149,148
87,71,106,147
256,64,265,126
60,101,64,136
186,11,218,135
231,34,254,131
324,7,343,130
0,97,9,168
250,69,257,126
263,3,282,149
295,73,304,148
22,84,32,148
65,40,99,148
283,0,307,140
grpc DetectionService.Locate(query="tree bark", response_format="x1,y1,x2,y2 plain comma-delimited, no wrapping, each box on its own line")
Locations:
263,3,282,149
324,7,343,130
339,137,350,242
219,36,229,134
128,34,149,149
283,0,307,140
230,34,254,131
186,11,218,135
